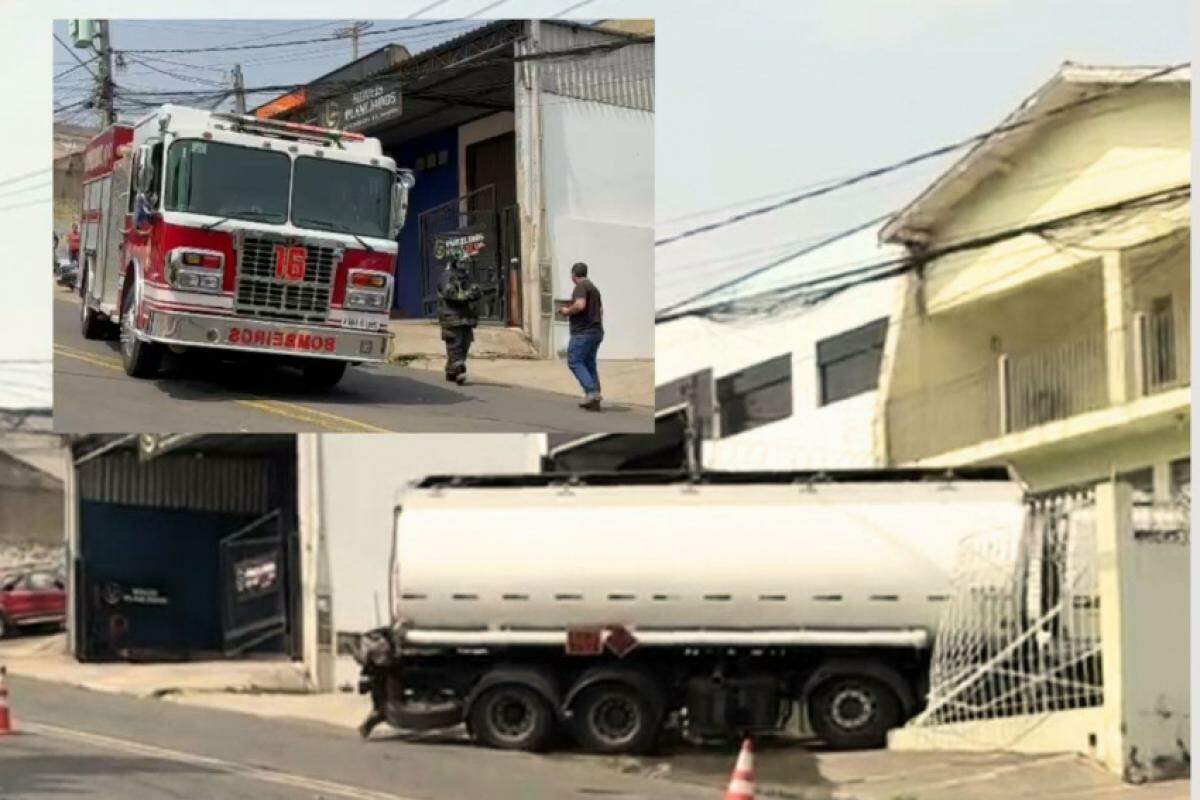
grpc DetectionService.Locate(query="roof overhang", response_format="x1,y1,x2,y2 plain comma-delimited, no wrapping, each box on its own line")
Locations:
881,62,1190,247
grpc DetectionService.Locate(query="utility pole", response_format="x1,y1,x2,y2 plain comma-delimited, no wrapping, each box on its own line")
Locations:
232,64,246,114
334,21,372,61
95,20,115,126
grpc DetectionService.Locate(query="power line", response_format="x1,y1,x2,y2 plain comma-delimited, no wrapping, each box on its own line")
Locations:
657,184,1190,324
53,33,101,81
114,20,461,55
657,213,894,317
0,168,51,189
655,62,1189,248
54,56,99,81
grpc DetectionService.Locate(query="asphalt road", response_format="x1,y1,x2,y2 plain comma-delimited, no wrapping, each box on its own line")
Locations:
1,675,713,800
53,295,652,434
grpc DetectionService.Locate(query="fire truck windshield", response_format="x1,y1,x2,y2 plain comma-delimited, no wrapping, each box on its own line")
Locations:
164,139,289,224
292,156,393,241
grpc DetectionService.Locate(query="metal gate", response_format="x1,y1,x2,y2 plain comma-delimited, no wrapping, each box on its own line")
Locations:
909,490,1103,728
418,185,509,323
219,509,288,656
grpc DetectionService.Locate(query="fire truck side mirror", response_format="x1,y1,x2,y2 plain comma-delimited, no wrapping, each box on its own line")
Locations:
134,144,154,194
391,169,415,237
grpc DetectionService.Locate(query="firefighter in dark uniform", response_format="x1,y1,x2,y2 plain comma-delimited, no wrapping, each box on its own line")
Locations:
437,259,481,385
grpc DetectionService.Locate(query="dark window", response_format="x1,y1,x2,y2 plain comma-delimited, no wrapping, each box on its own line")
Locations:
164,139,289,224
716,354,792,437
817,318,888,405
655,368,714,438
1118,466,1155,502
1170,458,1190,497
292,156,393,239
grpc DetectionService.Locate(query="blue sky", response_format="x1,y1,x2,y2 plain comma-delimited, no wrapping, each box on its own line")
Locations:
1,0,1193,365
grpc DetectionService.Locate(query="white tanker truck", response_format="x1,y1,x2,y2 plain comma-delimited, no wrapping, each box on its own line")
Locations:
353,467,1026,752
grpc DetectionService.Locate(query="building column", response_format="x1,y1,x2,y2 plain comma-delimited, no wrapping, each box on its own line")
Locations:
63,442,78,656
1095,481,1190,782
1102,249,1132,405
297,434,334,692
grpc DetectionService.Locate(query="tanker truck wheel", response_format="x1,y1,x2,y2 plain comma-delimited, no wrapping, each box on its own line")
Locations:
568,682,662,755
467,684,555,752
299,359,347,389
808,676,900,750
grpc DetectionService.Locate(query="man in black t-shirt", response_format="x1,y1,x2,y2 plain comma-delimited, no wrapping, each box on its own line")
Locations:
558,262,604,410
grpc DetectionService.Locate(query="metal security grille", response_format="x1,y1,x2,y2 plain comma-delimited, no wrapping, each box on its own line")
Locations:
235,236,340,323
909,491,1103,729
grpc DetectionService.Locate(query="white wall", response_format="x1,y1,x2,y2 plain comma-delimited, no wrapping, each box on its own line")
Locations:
320,433,545,634
316,434,543,687
656,276,903,470
540,96,654,359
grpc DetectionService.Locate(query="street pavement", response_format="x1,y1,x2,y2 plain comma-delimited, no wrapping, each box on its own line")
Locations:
1,675,712,800
53,295,653,434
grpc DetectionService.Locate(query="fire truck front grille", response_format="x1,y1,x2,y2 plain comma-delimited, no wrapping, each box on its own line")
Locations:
235,236,339,323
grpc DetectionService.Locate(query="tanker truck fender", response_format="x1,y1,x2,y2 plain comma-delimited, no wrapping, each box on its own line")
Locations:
800,659,916,717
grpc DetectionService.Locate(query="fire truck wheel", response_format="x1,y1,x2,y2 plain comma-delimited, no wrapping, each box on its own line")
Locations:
300,359,347,389
120,285,162,378
79,275,109,340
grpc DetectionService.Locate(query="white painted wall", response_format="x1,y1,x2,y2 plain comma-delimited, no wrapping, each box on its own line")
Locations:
540,96,654,359
656,276,903,470
314,433,544,688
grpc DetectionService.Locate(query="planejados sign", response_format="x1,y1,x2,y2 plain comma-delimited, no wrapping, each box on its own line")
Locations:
322,78,402,132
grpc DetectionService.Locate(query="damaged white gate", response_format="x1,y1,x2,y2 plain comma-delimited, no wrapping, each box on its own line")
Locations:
910,490,1104,728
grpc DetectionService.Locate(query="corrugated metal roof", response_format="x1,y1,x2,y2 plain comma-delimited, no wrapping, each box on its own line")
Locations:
531,23,654,112
78,451,274,514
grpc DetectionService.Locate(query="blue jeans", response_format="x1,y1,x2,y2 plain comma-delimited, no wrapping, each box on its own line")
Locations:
567,330,604,396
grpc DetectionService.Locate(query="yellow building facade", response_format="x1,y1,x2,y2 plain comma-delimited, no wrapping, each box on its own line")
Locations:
877,64,1189,496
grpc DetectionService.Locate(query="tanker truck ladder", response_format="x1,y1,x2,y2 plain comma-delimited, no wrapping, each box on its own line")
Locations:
908,491,1104,730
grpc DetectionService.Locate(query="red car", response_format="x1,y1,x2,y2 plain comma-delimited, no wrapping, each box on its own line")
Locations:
0,568,67,638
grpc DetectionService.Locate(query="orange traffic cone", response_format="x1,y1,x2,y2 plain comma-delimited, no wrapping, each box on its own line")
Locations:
0,666,12,735
722,737,756,799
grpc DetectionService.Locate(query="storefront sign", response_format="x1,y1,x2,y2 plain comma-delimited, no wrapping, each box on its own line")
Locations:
434,229,488,262
320,78,403,132
102,581,169,606
234,553,279,601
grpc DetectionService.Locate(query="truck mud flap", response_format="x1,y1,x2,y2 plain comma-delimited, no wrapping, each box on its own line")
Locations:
385,699,464,731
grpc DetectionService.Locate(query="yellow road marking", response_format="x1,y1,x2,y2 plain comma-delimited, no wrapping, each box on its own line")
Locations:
54,345,393,433
22,720,420,800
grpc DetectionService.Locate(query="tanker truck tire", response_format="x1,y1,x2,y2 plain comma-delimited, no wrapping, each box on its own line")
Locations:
567,682,661,755
120,283,162,378
808,676,900,750
467,684,555,752
300,359,347,389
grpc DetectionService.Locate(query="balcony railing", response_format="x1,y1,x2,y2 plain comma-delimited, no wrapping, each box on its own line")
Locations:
887,297,1190,464
1002,333,1108,434
1136,305,1190,396
888,333,1107,463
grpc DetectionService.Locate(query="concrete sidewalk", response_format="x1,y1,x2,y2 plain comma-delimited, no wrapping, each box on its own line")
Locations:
388,319,653,408
0,634,309,698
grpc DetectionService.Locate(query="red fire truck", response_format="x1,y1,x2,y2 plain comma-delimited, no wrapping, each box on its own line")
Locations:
77,105,414,388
